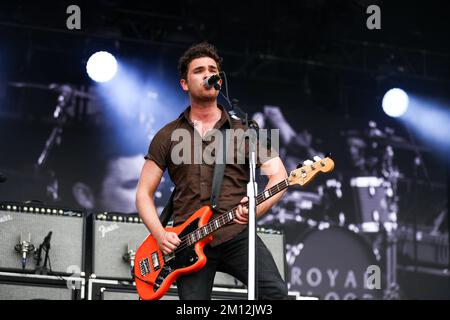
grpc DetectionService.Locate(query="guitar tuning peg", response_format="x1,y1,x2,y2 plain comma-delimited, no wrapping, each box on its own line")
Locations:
313,156,322,162
303,159,313,166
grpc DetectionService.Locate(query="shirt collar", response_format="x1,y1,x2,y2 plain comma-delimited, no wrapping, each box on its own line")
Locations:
180,104,232,129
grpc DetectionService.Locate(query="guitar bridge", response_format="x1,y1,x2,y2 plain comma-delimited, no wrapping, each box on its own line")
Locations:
139,258,150,276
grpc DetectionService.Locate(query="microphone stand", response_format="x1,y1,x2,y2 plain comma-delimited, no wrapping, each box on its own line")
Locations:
35,85,74,202
229,98,259,300
219,72,261,300
36,85,73,169
247,147,258,300
218,71,270,300
35,231,52,275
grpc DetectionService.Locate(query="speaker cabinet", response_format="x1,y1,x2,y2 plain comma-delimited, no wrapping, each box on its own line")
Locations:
88,278,249,300
0,202,85,275
213,228,287,288
92,212,149,280
0,272,85,300
88,279,304,300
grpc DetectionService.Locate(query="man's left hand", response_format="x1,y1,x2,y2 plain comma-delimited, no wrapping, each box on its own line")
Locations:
234,196,249,225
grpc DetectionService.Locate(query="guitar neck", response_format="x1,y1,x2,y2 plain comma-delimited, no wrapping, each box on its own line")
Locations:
186,179,290,243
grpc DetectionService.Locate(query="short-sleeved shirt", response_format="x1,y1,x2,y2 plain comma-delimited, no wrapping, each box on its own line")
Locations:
145,105,276,246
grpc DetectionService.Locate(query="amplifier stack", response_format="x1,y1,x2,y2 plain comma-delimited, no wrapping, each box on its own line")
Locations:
0,202,86,300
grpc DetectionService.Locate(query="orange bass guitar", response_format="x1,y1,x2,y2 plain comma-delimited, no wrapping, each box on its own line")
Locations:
134,157,334,300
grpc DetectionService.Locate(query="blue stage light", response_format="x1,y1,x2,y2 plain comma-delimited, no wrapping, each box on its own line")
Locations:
86,51,118,83
382,88,409,117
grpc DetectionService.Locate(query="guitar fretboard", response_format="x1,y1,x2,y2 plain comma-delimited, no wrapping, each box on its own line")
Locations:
186,179,289,245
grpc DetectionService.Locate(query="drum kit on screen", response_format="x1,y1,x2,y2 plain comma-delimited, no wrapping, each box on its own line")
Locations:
259,121,441,300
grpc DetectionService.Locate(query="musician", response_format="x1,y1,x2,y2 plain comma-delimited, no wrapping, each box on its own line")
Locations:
136,42,289,299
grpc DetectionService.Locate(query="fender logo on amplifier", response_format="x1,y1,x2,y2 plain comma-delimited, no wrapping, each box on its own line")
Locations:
98,223,120,238
0,215,13,224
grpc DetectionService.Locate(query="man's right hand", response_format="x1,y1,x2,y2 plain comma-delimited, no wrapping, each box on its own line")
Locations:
156,231,181,255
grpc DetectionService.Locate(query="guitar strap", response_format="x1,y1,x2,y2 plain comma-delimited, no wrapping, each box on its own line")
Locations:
210,125,229,214
159,126,229,227
158,187,175,228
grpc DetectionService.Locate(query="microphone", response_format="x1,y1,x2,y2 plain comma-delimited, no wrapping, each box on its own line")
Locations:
123,245,136,279
203,73,222,90
15,233,35,270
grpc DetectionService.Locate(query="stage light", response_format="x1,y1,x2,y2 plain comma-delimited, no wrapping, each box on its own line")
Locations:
86,51,118,83
382,88,409,117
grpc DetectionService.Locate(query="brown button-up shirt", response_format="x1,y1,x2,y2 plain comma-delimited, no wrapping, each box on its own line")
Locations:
145,105,275,246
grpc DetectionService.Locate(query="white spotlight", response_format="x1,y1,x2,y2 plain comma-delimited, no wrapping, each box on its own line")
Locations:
382,88,409,117
86,51,118,83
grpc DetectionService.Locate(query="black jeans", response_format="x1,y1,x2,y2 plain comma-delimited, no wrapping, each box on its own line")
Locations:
176,228,289,300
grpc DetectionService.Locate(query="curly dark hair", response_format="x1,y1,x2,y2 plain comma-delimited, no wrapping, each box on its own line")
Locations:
178,42,223,80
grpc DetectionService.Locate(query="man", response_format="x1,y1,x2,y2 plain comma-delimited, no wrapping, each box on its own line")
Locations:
136,42,289,300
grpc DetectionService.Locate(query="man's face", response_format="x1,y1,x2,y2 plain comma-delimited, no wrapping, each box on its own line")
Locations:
99,154,145,213
180,56,221,101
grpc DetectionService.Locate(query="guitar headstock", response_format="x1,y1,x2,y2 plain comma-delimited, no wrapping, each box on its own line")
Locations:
288,157,335,187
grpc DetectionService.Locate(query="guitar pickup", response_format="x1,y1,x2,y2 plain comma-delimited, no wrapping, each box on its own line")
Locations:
139,258,151,276
151,252,160,271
